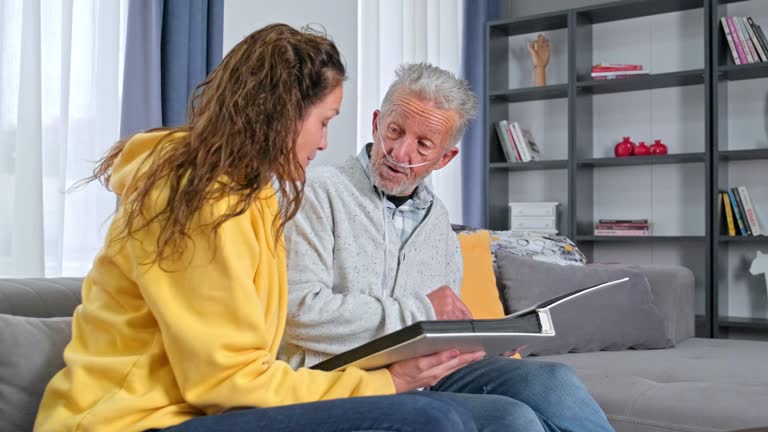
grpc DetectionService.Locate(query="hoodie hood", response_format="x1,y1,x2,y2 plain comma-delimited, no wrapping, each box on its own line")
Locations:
109,130,185,199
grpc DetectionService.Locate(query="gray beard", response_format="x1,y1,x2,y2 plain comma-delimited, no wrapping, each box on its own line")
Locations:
371,160,424,196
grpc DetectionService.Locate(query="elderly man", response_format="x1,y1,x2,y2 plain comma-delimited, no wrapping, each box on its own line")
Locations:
281,63,614,432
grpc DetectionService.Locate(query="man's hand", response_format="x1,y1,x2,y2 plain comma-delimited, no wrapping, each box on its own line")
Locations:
388,349,486,393
427,286,473,320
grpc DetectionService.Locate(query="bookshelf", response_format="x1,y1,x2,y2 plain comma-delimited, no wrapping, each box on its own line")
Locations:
712,0,768,338
485,0,768,339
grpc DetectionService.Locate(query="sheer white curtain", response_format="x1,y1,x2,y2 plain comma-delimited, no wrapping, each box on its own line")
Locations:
357,0,464,223
0,0,128,277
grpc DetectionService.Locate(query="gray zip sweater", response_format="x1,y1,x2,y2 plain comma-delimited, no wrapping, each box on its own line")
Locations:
280,151,462,368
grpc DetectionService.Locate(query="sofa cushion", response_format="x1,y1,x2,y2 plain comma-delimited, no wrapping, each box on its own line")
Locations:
0,278,82,318
457,230,505,319
0,314,71,432
496,254,672,355
538,338,768,432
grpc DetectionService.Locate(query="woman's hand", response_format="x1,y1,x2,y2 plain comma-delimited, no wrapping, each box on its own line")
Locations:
387,349,485,393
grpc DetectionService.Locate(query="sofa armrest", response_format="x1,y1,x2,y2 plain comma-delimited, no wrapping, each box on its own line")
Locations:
628,265,695,344
0,278,83,318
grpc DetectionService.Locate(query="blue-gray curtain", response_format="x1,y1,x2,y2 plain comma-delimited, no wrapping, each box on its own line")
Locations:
120,0,224,138
461,0,498,227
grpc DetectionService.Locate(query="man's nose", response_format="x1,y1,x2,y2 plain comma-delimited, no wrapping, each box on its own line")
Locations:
389,138,414,163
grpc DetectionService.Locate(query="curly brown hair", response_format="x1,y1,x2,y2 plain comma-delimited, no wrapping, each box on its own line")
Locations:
85,23,346,264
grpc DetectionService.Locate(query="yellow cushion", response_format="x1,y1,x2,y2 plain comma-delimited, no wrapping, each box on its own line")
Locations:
457,230,505,319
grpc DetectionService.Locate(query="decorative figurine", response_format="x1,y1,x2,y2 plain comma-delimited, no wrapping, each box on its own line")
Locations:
749,250,768,299
614,136,635,157
635,141,650,156
650,139,668,155
528,34,551,87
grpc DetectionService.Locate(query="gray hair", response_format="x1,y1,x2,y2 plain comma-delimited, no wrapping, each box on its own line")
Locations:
380,62,478,146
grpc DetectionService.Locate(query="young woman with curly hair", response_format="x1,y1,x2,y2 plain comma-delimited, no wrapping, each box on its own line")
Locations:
33,24,482,432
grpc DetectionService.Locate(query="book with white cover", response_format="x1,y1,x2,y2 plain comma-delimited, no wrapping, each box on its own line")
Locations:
311,278,629,371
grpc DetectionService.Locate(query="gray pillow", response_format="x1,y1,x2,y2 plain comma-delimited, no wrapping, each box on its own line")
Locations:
0,314,71,432
495,253,672,356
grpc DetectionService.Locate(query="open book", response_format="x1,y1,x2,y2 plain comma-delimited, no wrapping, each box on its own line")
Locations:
311,277,629,371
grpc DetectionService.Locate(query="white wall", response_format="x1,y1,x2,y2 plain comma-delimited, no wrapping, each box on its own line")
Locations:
223,0,359,166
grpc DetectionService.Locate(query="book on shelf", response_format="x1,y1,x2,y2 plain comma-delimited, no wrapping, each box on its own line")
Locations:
722,16,768,64
738,17,759,63
495,120,518,163
591,63,644,72
590,63,648,80
745,17,768,62
722,17,742,65
311,278,629,371
495,120,541,163
722,191,737,236
748,17,768,62
594,229,650,236
598,218,649,224
595,223,649,230
728,189,748,236
732,187,753,236
736,185,762,236
726,16,748,64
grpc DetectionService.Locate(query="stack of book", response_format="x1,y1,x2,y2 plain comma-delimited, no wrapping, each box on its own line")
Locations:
590,63,649,80
721,186,763,237
721,16,768,65
494,120,542,163
594,219,650,236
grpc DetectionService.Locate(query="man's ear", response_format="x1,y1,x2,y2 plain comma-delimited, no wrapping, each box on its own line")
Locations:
371,110,381,136
433,146,459,171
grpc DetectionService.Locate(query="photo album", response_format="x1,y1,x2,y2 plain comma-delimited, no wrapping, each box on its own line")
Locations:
311,277,629,371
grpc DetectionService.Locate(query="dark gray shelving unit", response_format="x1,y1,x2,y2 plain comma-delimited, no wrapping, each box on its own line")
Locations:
486,0,768,339
711,0,768,339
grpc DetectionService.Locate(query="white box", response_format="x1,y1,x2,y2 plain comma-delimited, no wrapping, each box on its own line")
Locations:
509,202,559,234
509,217,557,231
509,202,558,218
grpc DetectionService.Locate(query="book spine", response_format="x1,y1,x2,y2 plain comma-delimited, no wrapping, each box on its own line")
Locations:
740,17,761,63
753,22,768,62
594,229,650,236
732,187,753,236
595,224,649,229
737,185,762,236
722,17,742,64
598,218,649,224
504,122,523,162
745,17,768,62
729,189,748,236
590,70,649,77
734,16,756,63
495,121,515,162
723,192,736,236
727,16,749,64
592,64,644,72
511,122,532,162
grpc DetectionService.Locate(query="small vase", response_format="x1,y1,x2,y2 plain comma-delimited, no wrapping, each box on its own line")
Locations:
635,141,650,156
650,139,668,155
614,137,635,157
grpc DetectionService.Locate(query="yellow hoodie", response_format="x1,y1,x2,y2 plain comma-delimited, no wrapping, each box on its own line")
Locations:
33,131,395,432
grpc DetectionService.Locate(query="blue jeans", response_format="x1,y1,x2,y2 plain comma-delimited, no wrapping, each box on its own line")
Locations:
428,357,615,432
155,393,477,432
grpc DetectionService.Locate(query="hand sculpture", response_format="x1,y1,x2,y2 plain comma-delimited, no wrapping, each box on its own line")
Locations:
527,34,551,87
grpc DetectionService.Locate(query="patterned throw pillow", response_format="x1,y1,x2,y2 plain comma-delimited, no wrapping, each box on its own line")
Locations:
489,230,586,266
451,225,586,267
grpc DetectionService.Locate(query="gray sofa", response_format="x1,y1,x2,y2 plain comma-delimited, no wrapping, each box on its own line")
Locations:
1,270,768,432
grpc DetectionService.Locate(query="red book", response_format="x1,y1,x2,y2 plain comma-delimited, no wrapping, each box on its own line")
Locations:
592,63,644,72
